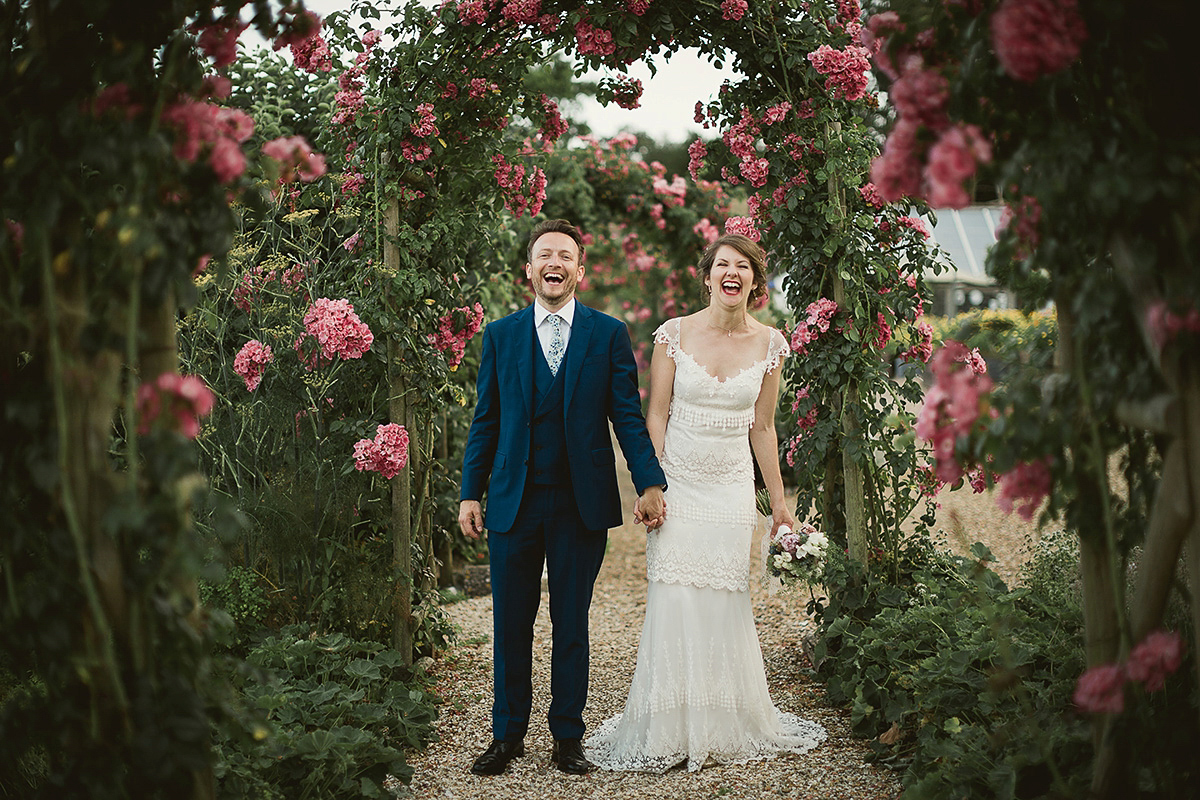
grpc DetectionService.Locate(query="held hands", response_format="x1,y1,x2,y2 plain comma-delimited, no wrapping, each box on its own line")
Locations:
633,486,667,531
458,500,484,540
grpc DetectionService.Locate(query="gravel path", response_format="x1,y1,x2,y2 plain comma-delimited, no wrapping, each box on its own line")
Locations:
404,467,913,799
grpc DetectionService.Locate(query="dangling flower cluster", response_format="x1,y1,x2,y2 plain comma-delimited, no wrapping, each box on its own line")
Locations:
1074,630,1185,714
193,16,248,68
902,320,934,363
160,100,255,184
136,372,215,439
791,386,819,432
991,0,1088,83
721,0,749,21
1145,301,1200,353
410,103,440,137
914,340,994,483
995,457,1052,521
456,0,490,26
790,298,839,355
692,217,719,244
836,0,862,27
915,462,945,498
353,423,410,480
233,262,308,312
233,339,273,392
724,215,760,241
864,6,1020,209
429,303,485,368
967,465,988,493
860,182,885,209
740,156,770,188
652,175,688,208
996,194,1042,259
262,135,327,184
537,94,568,149
501,0,542,24
925,124,992,208
574,20,616,56
294,298,374,370
873,311,892,350
807,44,871,101
492,154,547,218
626,0,652,15
612,75,644,109
763,101,791,125
687,139,708,181
277,11,331,73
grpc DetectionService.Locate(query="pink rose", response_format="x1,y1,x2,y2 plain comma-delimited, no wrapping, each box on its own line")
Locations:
1126,630,1184,692
1073,664,1125,714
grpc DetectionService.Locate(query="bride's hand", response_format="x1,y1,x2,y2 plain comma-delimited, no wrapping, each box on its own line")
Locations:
770,503,795,537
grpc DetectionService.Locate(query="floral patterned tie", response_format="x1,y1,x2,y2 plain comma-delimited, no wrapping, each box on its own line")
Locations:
546,313,565,376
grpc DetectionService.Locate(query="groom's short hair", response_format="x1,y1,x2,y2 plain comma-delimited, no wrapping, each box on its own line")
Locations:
527,219,585,264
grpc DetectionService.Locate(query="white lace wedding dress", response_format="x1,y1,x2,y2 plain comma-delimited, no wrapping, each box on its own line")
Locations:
585,318,826,773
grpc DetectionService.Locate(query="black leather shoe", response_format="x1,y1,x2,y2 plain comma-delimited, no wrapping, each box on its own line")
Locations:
470,738,524,775
551,738,593,774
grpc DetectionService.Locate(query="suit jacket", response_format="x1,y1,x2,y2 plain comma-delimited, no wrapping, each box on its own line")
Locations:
460,302,666,533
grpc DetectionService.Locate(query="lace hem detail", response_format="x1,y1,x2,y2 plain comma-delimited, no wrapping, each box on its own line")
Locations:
586,710,826,774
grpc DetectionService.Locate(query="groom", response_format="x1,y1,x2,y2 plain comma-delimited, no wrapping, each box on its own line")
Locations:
458,218,666,776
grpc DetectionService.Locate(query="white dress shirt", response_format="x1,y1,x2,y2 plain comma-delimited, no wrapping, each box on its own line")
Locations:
533,297,576,364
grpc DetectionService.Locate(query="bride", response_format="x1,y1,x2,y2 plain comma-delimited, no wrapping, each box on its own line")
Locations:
585,233,826,772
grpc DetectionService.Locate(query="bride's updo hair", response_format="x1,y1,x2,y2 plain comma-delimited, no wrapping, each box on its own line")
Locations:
697,234,768,306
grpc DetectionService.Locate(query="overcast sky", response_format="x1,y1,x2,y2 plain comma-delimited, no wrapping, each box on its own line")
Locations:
241,0,737,143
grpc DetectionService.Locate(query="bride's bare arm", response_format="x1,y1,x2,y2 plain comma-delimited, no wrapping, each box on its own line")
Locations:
645,340,674,459
633,339,675,528
749,362,795,535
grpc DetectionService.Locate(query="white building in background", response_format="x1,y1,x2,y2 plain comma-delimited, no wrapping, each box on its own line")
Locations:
926,204,1015,317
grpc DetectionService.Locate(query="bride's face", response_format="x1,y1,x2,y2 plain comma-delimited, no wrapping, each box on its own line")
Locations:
706,245,754,310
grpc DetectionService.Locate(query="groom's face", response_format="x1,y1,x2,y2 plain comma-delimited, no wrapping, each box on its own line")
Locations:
525,231,584,311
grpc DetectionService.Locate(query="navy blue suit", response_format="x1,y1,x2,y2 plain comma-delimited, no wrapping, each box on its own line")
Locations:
460,302,665,741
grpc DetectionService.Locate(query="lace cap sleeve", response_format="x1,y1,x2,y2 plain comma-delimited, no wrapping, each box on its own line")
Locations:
764,327,791,374
653,317,681,359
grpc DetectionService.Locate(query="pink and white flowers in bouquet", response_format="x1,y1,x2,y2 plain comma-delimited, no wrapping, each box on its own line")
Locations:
766,521,829,588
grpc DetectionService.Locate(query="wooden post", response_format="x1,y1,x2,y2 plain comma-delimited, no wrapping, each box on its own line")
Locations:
825,120,868,564
383,189,413,664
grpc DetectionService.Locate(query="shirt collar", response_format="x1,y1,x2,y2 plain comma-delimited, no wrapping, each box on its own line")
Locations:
534,297,576,328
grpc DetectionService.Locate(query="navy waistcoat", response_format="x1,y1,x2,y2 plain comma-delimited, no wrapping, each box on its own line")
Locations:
529,337,570,486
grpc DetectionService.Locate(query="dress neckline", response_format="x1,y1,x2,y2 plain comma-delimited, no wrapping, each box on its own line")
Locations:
674,317,771,384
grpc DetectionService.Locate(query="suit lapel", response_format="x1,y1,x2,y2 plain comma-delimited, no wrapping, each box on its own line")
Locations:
563,303,594,413
514,305,534,420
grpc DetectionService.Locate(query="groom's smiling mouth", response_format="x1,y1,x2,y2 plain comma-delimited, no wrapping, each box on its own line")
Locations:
543,273,565,285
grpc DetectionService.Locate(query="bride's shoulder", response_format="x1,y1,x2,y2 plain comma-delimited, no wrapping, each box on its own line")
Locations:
653,315,688,346
748,319,790,370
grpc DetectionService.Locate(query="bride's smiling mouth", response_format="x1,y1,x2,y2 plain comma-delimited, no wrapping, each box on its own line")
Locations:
720,279,742,296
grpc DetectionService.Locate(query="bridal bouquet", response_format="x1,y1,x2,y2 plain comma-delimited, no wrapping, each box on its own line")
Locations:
766,522,828,589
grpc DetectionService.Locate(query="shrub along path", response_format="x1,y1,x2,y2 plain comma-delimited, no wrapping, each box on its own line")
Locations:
403,463,916,800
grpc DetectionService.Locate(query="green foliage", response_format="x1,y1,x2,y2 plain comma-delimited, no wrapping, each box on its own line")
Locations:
928,309,1058,385
200,565,271,651
213,626,439,798
813,536,1093,799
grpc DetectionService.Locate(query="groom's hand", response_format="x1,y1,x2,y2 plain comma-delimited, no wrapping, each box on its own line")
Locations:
635,486,666,530
459,500,484,540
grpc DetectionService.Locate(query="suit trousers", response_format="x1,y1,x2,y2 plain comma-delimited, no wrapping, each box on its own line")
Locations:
487,483,607,742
